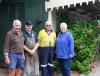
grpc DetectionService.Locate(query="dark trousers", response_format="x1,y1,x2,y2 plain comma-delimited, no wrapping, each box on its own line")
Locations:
39,47,54,76
41,65,53,76
58,58,71,76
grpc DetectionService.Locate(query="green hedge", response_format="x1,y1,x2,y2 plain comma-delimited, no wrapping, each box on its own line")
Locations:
70,21,98,73
54,20,99,74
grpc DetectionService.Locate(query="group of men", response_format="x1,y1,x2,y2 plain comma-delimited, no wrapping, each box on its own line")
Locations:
3,19,56,76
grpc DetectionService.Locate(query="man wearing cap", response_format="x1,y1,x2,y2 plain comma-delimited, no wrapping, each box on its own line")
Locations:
22,20,39,76
38,21,56,76
3,19,24,76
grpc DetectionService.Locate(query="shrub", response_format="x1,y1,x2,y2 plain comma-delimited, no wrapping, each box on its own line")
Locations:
55,11,99,73
54,20,98,74
70,21,98,73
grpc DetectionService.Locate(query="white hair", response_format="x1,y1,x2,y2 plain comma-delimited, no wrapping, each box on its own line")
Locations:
13,19,21,27
60,22,67,28
60,22,68,31
45,21,52,26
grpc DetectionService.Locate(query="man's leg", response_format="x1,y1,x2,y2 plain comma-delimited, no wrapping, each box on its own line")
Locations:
47,48,54,76
8,53,17,76
47,64,53,76
16,53,24,76
58,58,71,76
8,69,16,76
15,68,22,76
58,59,66,76
64,59,71,76
40,47,49,76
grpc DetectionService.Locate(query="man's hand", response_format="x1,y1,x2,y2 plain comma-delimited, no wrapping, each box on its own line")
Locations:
29,43,39,55
5,56,10,64
31,49,36,54
28,50,33,55
29,49,36,55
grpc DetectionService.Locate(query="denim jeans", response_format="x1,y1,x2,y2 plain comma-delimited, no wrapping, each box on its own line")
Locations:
58,58,71,76
7,52,24,69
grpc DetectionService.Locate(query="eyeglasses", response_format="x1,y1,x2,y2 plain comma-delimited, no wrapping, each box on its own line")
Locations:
15,25,21,26
46,25,51,26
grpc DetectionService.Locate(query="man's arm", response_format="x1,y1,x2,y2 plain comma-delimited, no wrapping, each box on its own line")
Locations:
24,45,32,54
3,33,11,64
31,43,39,54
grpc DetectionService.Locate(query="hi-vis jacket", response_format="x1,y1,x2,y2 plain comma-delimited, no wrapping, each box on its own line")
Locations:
38,29,56,47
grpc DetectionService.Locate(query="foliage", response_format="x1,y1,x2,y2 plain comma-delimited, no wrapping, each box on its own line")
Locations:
70,21,98,73
54,20,99,73
54,58,60,72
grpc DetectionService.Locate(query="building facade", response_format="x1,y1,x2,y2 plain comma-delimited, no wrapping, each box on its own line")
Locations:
0,0,99,63
45,0,100,29
0,0,47,63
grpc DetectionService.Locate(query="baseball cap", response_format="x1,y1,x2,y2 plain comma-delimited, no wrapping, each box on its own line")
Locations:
25,20,33,26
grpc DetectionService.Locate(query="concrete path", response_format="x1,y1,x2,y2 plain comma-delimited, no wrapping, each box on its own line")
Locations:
79,61,100,76
88,61,100,76
88,68,100,76
0,68,7,76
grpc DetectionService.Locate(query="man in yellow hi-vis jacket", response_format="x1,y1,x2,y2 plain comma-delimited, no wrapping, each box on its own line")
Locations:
38,21,56,76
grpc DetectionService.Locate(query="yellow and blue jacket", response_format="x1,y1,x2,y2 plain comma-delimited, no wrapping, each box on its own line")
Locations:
38,29,56,47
